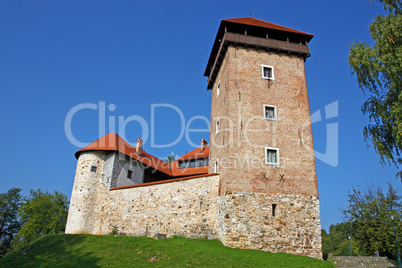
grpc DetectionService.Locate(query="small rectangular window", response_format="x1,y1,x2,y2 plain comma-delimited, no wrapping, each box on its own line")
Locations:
189,160,195,168
264,105,277,120
178,161,185,169
91,166,97,172
265,147,279,165
272,204,277,217
217,81,220,97
196,159,203,167
216,119,219,134
127,170,133,179
261,65,275,80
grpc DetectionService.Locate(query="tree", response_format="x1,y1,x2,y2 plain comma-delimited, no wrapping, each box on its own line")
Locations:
322,223,357,256
12,189,69,249
166,155,175,163
0,188,22,256
342,183,402,259
348,0,402,179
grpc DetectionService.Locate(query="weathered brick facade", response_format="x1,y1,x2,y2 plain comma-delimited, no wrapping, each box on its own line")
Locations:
209,45,318,196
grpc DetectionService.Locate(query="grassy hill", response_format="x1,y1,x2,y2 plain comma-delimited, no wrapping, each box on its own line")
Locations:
0,234,334,267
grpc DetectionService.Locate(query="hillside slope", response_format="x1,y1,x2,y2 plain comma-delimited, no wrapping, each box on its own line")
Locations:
0,234,334,267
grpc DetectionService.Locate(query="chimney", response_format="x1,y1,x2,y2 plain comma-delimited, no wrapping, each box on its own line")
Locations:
201,139,208,152
136,138,143,155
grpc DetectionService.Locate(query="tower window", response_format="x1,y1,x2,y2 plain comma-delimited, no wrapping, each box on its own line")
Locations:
214,159,219,173
216,119,220,134
91,166,97,172
217,81,220,97
264,105,277,120
272,204,277,217
261,65,275,80
265,147,279,165
127,170,133,179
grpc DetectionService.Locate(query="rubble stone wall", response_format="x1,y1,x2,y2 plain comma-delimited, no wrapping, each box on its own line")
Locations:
218,191,322,259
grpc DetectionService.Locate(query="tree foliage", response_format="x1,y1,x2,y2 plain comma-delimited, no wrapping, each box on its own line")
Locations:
12,189,69,250
342,183,402,259
0,188,22,256
166,155,175,163
348,0,402,179
322,223,357,256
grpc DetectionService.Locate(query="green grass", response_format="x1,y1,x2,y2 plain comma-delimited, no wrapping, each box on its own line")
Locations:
0,234,335,267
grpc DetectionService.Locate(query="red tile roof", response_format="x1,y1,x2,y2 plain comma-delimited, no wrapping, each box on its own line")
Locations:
170,147,209,177
222,17,313,37
177,146,209,161
75,133,172,176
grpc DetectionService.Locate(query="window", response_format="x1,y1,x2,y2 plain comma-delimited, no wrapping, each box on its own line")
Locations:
179,161,186,169
272,204,277,217
178,158,209,169
214,159,219,173
216,119,219,134
127,170,133,179
217,81,220,97
189,160,195,168
265,147,279,165
91,166,97,172
264,105,277,120
261,65,275,80
196,159,204,167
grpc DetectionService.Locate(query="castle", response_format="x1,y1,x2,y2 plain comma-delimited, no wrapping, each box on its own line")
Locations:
65,17,322,259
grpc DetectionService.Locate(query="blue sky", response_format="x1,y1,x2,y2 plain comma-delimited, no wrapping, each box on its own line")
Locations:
0,0,400,231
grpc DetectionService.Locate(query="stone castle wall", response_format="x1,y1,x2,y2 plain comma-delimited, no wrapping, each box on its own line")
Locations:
218,191,322,259
66,151,322,259
66,154,220,238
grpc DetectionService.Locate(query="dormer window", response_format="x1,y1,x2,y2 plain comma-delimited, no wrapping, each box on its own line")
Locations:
178,158,209,169
261,65,275,80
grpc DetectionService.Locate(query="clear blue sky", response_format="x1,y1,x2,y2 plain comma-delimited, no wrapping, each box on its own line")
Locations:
0,0,400,231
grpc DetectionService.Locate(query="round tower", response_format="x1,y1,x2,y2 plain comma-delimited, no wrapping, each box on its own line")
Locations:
65,151,106,234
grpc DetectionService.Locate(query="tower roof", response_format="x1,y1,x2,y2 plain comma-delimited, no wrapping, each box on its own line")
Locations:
204,17,314,89
222,17,313,37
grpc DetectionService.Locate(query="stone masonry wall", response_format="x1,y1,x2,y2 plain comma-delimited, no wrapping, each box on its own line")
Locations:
218,191,322,259
66,156,220,239
66,151,107,234
98,176,220,238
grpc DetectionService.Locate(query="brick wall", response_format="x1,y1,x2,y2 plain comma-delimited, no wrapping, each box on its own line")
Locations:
209,45,318,197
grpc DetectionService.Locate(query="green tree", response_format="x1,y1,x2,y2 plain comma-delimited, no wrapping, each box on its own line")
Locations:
342,183,402,259
12,189,69,249
322,223,356,256
166,155,175,163
348,0,402,179
0,188,22,256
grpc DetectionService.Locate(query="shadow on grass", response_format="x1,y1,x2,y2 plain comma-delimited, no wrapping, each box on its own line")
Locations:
0,234,102,267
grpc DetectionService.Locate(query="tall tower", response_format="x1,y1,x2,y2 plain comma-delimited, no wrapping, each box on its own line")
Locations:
205,18,322,258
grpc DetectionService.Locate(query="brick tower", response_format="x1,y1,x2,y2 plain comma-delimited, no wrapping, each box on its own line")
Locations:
205,18,322,258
